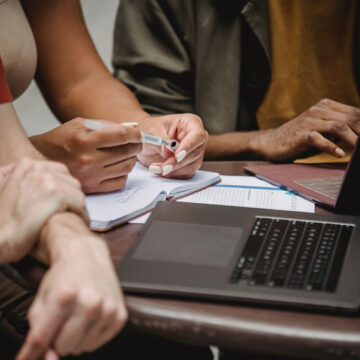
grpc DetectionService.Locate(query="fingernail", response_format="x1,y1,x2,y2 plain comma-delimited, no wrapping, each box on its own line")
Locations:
44,349,58,360
149,165,161,175
162,165,174,176
335,147,345,158
176,150,187,163
122,122,139,127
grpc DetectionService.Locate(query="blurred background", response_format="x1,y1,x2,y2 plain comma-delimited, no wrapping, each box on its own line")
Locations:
14,0,120,136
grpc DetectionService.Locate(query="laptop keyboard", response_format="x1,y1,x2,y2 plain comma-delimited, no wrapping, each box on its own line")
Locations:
230,217,353,292
295,177,343,200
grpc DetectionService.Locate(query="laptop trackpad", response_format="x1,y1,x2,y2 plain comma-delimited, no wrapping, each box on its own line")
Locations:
133,221,242,267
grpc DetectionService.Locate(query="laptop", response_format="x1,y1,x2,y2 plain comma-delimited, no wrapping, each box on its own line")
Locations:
118,201,360,312
244,137,360,214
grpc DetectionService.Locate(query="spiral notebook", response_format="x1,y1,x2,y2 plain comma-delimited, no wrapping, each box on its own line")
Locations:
86,162,220,231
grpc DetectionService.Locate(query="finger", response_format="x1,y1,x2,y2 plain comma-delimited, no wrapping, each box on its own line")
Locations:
318,98,360,118
46,169,83,191
78,301,125,353
173,130,206,164
87,124,142,148
98,143,143,166
311,106,360,134
101,156,137,180
307,131,345,158
161,158,203,179
53,295,102,356
61,187,89,224
16,286,75,360
150,146,204,177
87,176,128,194
318,120,358,147
43,348,59,360
42,160,72,176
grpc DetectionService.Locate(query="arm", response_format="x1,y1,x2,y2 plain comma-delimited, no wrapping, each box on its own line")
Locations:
22,0,206,185
22,0,194,122
0,158,126,359
17,213,127,360
100,0,360,161
0,61,126,357
206,99,360,161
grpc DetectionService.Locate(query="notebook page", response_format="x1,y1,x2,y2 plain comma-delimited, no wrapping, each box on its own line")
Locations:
127,162,220,197
86,174,165,224
86,162,220,228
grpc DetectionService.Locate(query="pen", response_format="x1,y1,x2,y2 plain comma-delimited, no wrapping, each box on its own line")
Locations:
84,119,179,152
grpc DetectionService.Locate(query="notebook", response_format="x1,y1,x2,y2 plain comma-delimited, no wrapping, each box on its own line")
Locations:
85,162,220,231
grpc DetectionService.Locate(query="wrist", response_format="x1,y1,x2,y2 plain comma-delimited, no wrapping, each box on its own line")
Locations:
40,212,108,264
248,129,273,160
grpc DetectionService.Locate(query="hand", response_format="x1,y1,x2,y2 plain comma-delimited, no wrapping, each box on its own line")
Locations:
16,213,127,359
137,113,208,178
0,158,87,264
30,117,143,193
251,98,360,161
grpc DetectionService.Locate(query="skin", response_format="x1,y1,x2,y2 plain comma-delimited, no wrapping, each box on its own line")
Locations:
21,0,208,192
17,213,127,360
0,102,128,357
0,158,87,263
206,98,360,161
31,118,143,193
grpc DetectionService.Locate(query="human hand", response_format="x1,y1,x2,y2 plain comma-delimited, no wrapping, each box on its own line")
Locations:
0,158,87,264
30,117,143,193
137,113,208,178
16,213,127,360
251,99,360,161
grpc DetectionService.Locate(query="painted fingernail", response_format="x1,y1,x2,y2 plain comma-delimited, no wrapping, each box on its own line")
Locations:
122,122,139,127
335,147,345,158
176,150,187,163
162,165,174,176
149,165,161,175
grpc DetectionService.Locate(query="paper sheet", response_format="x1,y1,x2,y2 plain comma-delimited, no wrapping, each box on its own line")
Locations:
130,175,315,224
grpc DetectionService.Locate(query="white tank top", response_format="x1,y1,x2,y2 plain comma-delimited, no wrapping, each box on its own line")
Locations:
0,0,37,99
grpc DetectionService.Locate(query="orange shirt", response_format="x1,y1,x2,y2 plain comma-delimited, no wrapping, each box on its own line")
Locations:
0,57,12,103
257,0,360,129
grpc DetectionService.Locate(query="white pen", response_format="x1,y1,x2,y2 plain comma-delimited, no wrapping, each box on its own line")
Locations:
84,119,179,152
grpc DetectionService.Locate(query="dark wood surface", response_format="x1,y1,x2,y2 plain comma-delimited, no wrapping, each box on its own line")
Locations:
103,161,360,359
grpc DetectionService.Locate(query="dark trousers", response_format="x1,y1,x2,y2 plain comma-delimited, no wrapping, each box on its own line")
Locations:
0,267,212,360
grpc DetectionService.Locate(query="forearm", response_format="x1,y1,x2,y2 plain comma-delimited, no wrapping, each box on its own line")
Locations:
205,131,264,160
0,102,44,164
22,0,147,125
50,72,148,125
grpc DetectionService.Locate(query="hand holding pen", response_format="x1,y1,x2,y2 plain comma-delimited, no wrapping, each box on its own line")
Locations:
134,113,208,179
30,117,143,194
30,113,207,193
85,113,208,179
84,120,179,153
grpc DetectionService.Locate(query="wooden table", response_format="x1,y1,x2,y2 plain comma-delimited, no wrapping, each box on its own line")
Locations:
104,161,360,359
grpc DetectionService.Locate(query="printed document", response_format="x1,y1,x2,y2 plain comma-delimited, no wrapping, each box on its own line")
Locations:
132,175,314,224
